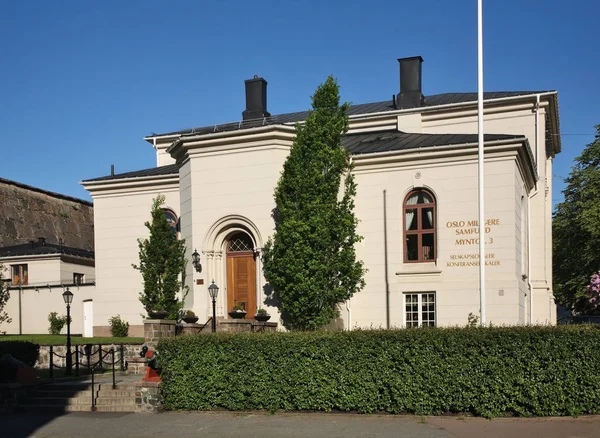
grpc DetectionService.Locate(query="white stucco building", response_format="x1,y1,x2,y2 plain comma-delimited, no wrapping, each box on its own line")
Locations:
1,239,96,336
82,56,560,336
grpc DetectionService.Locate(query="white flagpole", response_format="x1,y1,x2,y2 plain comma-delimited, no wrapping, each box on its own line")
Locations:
477,0,486,325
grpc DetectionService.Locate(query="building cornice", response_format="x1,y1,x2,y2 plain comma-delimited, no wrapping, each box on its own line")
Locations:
167,125,297,162
352,138,537,190
81,174,179,196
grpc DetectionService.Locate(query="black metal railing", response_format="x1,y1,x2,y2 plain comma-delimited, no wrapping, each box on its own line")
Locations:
48,344,126,411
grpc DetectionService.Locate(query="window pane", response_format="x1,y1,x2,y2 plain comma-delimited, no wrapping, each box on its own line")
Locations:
406,193,419,205
405,209,417,231
422,234,434,261
406,235,418,261
422,208,434,229
421,192,433,204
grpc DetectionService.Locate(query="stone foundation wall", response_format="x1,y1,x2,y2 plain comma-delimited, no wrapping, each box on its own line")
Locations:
218,319,277,333
94,325,144,338
135,381,163,413
36,344,143,369
144,320,176,350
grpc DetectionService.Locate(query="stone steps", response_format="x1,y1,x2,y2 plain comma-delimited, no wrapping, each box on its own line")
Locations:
20,381,138,413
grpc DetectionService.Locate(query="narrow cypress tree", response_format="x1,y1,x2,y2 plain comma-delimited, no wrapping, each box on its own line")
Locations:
133,195,188,319
262,76,365,330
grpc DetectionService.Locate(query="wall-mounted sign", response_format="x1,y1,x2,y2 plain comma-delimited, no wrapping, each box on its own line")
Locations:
446,218,501,267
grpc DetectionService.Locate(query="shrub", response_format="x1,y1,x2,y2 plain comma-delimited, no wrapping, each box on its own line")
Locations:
109,315,129,338
0,340,39,367
158,326,600,417
48,312,68,335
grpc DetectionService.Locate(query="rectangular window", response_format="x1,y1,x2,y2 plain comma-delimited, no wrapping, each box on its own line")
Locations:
11,264,28,285
404,292,436,327
73,273,84,285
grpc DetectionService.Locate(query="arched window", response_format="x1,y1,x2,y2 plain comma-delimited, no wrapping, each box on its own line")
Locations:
227,232,254,253
403,189,436,262
162,209,179,238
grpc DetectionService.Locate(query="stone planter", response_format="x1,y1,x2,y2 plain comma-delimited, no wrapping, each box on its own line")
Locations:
182,316,199,324
254,314,271,322
148,310,168,320
228,311,247,319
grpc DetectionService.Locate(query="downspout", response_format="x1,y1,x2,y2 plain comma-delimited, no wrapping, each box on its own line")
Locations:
528,191,535,324
154,138,159,167
384,190,390,329
529,94,541,324
18,286,22,335
345,300,351,331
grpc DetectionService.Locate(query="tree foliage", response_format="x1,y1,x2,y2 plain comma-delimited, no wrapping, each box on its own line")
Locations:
133,195,188,319
553,125,600,314
261,76,365,331
0,264,12,327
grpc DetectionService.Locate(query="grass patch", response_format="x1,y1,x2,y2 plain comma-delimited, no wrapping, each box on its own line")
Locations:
0,335,144,346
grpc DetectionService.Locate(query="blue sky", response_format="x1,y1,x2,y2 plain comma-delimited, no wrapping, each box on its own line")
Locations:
1,0,597,204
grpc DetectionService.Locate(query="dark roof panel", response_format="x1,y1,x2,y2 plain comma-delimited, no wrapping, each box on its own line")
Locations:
83,163,179,183
85,130,526,182
0,242,94,259
153,91,549,138
341,130,525,155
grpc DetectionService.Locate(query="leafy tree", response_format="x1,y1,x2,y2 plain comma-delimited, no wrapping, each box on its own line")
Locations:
262,76,365,331
0,264,12,327
133,195,188,319
553,125,600,314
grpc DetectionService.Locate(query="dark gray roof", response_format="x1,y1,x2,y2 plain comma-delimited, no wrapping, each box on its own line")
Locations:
83,163,179,183
153,92,549,138
0,241,94,259
343,130,525,155
85,130,526,182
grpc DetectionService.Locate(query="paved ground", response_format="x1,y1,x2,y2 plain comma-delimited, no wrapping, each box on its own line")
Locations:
2,411,600,438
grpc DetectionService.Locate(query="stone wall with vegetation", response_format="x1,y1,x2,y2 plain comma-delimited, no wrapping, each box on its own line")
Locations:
0,179,94,249
158,326,600,418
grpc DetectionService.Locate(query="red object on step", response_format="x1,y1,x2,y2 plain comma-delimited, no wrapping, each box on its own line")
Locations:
142,350,162,382
143,366,161,382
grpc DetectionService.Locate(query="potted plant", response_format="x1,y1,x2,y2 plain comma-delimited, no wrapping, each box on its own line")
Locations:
182,310,199,324
148,309,168,320
228,304,247,319
254,308,271,322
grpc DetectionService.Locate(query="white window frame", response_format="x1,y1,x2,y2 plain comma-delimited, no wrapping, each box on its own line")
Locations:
404,292,436,328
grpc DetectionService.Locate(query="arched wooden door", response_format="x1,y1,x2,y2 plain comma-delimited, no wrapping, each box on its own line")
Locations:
226,232,257,317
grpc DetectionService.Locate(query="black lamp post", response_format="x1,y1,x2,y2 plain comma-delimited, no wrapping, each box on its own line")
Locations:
208,281,219,333
62,289,74,375
192,249,202,273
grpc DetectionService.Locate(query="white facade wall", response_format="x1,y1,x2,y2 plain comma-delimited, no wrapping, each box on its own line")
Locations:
84,95,558,332
180,144,292,323
90,182,180,336
2,257,96,335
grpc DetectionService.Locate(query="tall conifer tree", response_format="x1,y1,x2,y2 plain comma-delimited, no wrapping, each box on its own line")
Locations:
262,76,365,330
133,195,188,319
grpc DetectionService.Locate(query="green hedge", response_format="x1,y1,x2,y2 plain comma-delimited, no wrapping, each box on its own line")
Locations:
158,326,600,417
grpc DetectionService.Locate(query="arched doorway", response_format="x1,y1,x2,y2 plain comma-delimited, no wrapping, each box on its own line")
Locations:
226,232,257,317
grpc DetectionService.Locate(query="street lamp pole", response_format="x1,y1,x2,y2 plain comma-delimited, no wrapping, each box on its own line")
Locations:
208,281,219,333
62,289,74,375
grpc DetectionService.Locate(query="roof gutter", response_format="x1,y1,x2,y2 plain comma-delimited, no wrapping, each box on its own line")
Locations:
7,281,96,291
